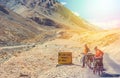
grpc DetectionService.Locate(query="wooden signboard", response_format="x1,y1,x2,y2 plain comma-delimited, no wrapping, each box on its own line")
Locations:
58,52,72,64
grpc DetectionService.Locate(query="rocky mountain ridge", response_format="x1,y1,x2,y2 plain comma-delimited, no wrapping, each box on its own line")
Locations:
0,0,99,30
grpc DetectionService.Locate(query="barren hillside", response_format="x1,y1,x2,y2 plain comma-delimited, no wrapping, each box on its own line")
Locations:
0,0,101,47
0,4,58,46
0,0,99,30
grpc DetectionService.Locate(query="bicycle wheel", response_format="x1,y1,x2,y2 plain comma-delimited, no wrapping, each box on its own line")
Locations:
99,66,103,76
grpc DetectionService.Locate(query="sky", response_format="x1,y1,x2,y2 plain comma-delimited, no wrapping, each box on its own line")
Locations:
60,0,120,29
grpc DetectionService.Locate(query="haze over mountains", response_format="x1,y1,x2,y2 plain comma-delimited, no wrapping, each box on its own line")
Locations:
0,0,120,78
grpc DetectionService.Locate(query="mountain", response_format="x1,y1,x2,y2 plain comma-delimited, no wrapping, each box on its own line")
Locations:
0,0,101,46
0,4,56,46
0,0,99,30
0,0,119,49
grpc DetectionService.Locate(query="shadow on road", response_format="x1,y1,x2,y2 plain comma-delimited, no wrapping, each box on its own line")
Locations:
103,53,120,77
101,72,120,77
56,63,81,67
105,53,120,73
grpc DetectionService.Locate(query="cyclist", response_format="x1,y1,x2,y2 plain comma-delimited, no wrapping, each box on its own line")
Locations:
94,46,104,69
82,44,90,68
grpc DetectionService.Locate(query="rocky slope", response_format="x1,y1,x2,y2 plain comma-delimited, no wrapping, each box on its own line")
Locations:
0,0,101,46
0,0,99,30
0,0,102,47
0,4,56,46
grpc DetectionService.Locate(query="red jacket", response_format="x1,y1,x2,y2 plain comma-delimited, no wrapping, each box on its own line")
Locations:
95,49,104,58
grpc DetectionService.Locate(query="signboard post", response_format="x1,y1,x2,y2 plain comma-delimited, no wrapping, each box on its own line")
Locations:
58,52,72,65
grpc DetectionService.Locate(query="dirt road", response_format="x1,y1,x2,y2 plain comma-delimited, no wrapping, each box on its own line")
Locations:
0,39,120,78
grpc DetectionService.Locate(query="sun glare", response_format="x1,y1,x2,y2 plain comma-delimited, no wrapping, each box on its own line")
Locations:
86,0,116,18
82,0,120,29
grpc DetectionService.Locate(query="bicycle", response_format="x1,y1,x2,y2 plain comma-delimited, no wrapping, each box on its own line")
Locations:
93,58,103,76
80,53,94,68
85,53,94,69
